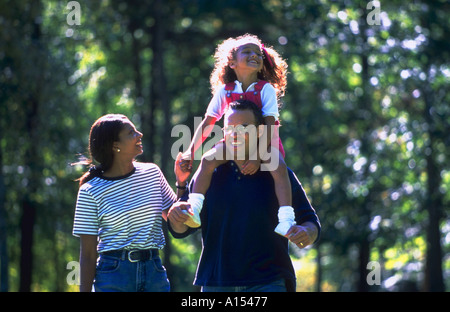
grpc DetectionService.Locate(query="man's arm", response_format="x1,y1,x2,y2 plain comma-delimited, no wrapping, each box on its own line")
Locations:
287,168,321,246
286,221,319,249
167,201,199,238
167,202,191,234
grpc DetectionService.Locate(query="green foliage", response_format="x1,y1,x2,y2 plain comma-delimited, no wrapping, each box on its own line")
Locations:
0,0,448,291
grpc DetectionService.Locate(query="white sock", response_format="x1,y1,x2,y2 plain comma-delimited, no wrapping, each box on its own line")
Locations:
183,193,204,228
274,206,296,236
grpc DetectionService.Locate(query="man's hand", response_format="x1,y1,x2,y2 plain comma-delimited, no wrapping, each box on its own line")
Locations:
285,222,318,249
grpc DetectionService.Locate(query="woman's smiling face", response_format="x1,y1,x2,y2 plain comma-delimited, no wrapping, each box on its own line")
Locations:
115,120,144,158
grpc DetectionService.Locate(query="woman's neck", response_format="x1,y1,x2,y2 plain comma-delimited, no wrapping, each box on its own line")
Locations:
103,160,135,178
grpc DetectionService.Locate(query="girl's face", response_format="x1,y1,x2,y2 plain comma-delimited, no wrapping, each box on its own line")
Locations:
230,43,264,73
114,120,143,158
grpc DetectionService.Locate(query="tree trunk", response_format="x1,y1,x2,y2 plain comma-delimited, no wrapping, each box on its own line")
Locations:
0,133,8,292
357,239,370,292
20,102,39,291
150,0,175,290
315,244,322,292
356,17,372,292
19,0,42,292
421,67,444,292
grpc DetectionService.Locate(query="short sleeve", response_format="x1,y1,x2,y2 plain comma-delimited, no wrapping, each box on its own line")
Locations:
260,84,279,120
73,187,99,237
158,167,177,210
205,86,227,120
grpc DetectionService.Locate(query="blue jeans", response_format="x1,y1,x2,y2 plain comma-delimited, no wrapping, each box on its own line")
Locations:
201,279,287,292
94,253,170,292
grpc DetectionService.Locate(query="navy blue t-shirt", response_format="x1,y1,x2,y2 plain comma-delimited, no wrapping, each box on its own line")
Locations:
169,161,320,291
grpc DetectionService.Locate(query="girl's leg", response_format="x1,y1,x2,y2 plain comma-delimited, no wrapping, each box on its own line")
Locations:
184,143,227,228
192,142,227,194
265,151,296,236
270,155,291,207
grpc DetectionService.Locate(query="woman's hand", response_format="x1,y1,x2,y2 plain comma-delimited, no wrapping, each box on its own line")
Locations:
167,201,192,233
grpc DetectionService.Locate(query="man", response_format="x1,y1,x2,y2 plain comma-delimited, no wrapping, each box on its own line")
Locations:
168,100,320,292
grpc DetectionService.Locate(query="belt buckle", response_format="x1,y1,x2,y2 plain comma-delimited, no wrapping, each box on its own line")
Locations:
127,250,140,262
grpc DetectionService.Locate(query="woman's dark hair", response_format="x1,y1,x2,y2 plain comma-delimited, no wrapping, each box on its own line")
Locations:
228,99,265,126
75,114,129,186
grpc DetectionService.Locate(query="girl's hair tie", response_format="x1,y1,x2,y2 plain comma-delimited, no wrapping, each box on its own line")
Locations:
89,165,103,176
261,44,274,68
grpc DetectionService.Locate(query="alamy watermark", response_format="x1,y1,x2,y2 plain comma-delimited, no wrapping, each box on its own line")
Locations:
171,118,281,171
366,261,381,285
64,1,381,27
66,261,80,286
66,1,81,26
366,1,381,26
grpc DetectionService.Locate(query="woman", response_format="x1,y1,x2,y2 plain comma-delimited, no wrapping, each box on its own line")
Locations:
73,114,189,292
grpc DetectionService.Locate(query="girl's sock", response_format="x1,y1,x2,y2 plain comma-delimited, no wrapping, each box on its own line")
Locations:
184,193,204,228
274,205,296,236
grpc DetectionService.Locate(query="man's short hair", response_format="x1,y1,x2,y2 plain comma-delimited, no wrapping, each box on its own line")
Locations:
228,99,265,126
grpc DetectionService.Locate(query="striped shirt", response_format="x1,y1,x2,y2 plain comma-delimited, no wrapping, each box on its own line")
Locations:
73,162,177,253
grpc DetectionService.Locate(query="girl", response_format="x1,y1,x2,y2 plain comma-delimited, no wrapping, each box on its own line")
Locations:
73,114,189,292
180,34,295,236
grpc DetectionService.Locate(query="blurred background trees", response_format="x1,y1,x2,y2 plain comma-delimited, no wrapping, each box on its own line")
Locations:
0,0,448,291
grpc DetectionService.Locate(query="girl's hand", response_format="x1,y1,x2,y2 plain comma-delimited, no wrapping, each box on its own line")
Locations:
241,159,261,175
179,151,193,173
175,152,192,182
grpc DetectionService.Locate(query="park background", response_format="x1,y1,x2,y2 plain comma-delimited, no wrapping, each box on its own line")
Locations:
0,0,448,292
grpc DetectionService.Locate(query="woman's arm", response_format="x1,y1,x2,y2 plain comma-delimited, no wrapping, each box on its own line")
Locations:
173,152,191,203
79,235,98,292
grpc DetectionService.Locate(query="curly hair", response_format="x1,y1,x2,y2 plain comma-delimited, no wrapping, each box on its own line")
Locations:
209,34,288,100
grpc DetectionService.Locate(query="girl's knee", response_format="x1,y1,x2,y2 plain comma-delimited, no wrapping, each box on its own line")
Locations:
200,156,217,171
270,156,288,178
200,154,226,174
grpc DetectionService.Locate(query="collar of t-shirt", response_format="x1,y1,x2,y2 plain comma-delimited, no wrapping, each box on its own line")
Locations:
232,80,259,93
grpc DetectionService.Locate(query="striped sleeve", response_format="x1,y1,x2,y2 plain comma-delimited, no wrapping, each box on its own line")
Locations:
157,167,177,211
73,187,99,237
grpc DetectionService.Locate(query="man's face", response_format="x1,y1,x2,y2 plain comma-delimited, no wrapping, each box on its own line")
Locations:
223,109,260,160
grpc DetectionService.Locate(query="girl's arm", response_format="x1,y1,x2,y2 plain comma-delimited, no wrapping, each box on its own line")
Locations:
188,115,217,156
261,116,277,157
180,116,217,172
79,234,98,292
